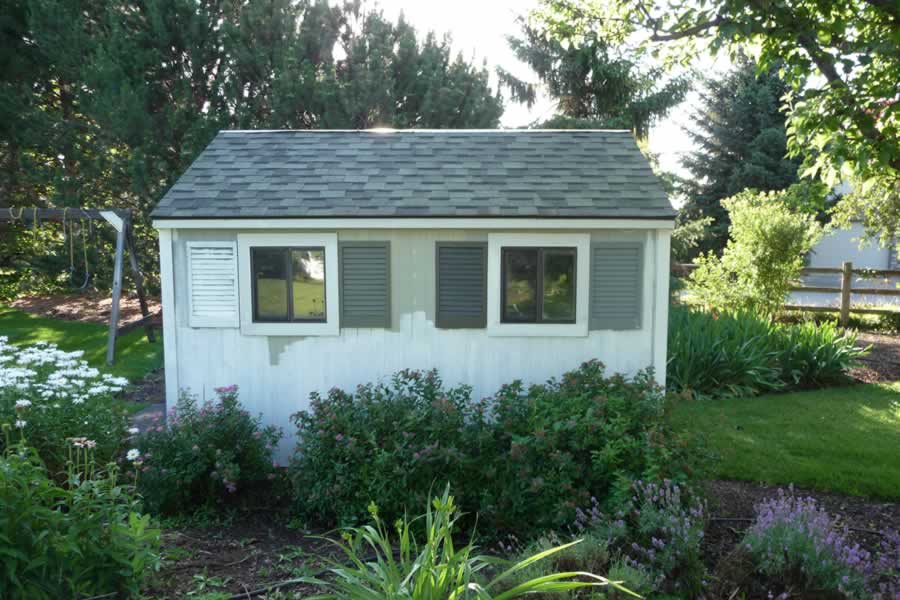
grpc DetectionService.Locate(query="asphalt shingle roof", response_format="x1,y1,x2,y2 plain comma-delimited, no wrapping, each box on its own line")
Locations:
151,129,675,220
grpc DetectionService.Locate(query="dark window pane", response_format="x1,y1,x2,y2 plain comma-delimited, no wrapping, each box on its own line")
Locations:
291,248,326,321
503,248,537,322
542,250,576,321
253,248,288,321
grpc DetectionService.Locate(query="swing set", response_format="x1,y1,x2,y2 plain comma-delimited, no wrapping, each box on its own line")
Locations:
2,207,158,365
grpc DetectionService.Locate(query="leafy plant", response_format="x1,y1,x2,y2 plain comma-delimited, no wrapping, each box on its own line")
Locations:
135,385,282,515
667,306,865,398
0,432,160,599
687,183,825,318
0,336,130,474
301,486,636,599
573,480,707,598
290,362,696,536
740,489,898,599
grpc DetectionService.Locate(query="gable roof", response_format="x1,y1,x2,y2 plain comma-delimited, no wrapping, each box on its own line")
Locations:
151,129,675,220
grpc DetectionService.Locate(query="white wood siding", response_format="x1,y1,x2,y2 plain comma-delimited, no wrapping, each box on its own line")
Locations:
165,228,669,460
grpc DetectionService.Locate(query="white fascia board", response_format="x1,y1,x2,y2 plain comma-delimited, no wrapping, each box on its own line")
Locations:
153,217,675,231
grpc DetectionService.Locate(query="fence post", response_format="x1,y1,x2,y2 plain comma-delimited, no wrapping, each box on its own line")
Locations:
839,261,852,327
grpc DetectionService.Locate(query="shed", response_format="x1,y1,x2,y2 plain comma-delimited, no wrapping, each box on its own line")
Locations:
152,129,675,455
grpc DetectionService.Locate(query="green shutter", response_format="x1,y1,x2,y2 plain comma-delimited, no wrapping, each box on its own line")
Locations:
589,242,644,330
339,242,391,328
435,242,487,329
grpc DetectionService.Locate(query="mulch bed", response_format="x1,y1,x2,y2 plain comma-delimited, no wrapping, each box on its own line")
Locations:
145,481,899,599
10,292,161,327
144,512,334,599
851,332,900,382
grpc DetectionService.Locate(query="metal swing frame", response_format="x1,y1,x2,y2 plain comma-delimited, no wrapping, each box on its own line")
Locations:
1,207,157,364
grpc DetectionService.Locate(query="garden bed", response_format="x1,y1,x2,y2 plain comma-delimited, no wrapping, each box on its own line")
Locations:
141,480,900,599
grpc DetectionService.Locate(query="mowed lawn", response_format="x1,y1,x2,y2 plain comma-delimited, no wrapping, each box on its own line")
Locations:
0,304,163,382
669,382,900,499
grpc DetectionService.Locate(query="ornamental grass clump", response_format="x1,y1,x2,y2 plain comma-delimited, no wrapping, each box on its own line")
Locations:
742,489,899,599
134,385,282,515
0,428,160,599
0,336,130,473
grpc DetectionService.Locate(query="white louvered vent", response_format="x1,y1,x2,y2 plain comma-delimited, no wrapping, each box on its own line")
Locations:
187,242,239,328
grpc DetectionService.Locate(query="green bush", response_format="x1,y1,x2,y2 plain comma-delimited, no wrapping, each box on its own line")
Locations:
687,183,825,318
0,337,130,474
668,306,865,397
301,485,632,599
290,362,695,536
134,385,282,515
0,433,160,599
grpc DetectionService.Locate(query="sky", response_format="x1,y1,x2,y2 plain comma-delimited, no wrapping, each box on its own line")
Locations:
374,0,723,178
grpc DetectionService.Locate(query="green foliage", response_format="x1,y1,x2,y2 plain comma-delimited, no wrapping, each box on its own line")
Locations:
0,336,131,474
667,306,865,398
687,184,825,318
135,386,282,515
0,304,163,381
501,7,688,137
301,485,633,599
290,362,695,537
679,56,801,252
1,0,504,293
528,0,900,248
670,215,713,263
0,438,160,599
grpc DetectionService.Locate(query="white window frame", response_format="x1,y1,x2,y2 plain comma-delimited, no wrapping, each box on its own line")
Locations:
487,232,591,337
237,233,340,336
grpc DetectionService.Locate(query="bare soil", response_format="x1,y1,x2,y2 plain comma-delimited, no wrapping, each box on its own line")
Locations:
145,512,334,599
10,292,161,326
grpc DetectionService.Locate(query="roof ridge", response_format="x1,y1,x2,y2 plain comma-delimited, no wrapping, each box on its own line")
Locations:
219,128,634,134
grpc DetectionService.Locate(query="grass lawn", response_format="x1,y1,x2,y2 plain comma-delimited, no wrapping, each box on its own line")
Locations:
0,304,163,383
669,382,900,498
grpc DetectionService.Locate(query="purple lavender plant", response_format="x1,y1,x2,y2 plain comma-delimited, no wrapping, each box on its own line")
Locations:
573,479,707,597
744,488,899,600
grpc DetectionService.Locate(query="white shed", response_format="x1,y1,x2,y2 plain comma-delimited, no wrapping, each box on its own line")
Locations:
152,129,675,455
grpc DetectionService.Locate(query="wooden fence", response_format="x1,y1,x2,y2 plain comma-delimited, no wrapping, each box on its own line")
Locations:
672,261,900,326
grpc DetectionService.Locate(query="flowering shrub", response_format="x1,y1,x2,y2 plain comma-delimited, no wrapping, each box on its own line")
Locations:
0,337,130,472
290,369,491,526
135,385,282,515
290,362,697,536
742,489,899,599
0,429,160,599
574,479,707,597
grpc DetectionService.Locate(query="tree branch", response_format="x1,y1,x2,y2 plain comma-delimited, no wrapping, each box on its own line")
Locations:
648,16,731,42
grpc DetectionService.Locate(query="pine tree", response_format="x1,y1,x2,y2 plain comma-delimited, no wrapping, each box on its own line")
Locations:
680,57,801,252
500,15,688,138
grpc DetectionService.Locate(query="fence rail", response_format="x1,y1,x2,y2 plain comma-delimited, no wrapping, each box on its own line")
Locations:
672,261,900,325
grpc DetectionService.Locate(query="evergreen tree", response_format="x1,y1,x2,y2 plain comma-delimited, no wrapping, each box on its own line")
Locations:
0,0,504,292
680,57,801,252
499,12,688,137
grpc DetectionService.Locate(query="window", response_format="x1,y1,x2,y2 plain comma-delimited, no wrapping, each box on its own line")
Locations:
501,247,576,324
251,247,326,322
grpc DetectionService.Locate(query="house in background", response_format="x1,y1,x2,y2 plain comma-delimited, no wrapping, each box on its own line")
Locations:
796,221,900,307
151,129,675,455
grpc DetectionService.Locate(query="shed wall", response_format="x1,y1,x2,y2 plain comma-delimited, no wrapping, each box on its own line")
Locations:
163,227,668,459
